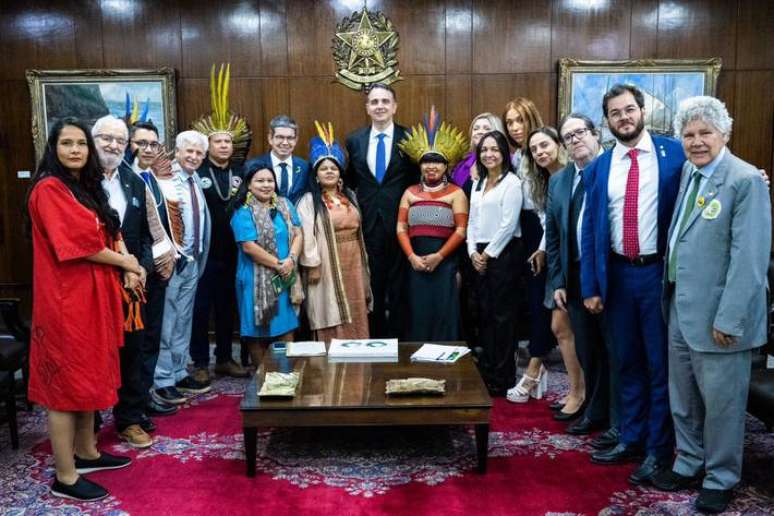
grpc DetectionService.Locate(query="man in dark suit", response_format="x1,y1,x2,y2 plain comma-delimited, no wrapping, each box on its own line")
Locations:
244,115,310,204
124,121,179,420
344,83,419,338
93,115,155,448
189,131,248,384
545,113,614,442
580,84,684,484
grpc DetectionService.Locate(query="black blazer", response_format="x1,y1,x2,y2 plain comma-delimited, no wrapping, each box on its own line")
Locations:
344,125,419,235
544,162,577,307
116,164,154,274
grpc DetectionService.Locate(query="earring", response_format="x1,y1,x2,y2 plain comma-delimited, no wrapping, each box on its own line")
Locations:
337,179,343,192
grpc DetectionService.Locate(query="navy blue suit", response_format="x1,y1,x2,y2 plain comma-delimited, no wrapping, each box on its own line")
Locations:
580,134,684,456
244,153,310,204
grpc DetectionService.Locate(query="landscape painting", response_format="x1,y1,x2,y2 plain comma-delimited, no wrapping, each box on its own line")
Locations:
26,68,177,163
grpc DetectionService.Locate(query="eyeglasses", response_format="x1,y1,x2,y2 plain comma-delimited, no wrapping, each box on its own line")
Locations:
95,134,128,146
561,127,590,144
271,135,296,142
132,139,161,151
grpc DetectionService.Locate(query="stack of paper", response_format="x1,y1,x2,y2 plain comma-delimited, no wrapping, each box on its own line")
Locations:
410,344,471,364
328,338,399,363
286,341,327,357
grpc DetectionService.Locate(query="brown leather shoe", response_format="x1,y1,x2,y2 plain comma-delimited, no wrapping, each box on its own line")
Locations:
214,359,249,378
118,424,153,449
192,367,211,385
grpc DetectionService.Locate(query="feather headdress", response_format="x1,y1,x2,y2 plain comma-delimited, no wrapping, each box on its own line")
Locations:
309,120,347,169
398,105,468,166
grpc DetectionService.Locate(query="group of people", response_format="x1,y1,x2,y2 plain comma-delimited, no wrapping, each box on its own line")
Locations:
26,80,769,513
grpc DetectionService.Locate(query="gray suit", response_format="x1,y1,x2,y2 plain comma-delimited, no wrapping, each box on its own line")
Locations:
545,162,613,425
663,149,770,490
155,168,212,389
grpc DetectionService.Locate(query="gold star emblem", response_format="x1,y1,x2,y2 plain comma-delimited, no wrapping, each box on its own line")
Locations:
336,10,394,71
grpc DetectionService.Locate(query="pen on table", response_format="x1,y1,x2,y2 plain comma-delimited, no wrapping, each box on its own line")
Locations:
436,352,446,360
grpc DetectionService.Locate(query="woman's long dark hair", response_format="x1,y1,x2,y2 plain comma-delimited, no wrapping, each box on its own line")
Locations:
227,161,278,215
25,117,119,238
524,126,566,211
308,158,358,234
474,130,514,191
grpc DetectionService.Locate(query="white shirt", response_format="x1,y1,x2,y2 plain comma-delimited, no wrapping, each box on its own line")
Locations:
575,147,605,259
607,130,659,255
367,123,394,177
467,172,523,258
101,170,127,225
158,163,207,258
270,152,294,194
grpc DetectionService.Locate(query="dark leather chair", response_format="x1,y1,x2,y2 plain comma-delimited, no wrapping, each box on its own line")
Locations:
0,370,18,448
0,298,30,409
747,259,774,432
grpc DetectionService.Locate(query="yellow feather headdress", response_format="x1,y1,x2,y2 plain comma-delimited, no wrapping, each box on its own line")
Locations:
397,105,468,167
191,63,253,164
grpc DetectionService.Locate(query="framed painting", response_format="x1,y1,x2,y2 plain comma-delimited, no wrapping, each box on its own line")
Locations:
558,58,721,142
26,67,177,163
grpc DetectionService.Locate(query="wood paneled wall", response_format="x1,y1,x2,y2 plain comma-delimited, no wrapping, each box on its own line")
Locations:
1,0,772,297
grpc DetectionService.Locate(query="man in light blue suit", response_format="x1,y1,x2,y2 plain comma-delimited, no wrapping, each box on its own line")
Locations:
581,84,684,484
652,96,771,514
244,115,310,204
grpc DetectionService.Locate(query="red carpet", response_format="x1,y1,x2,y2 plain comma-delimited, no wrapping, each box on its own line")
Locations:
1,372,772,515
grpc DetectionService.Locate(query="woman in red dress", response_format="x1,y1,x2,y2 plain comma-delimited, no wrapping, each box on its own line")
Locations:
26,118,144,502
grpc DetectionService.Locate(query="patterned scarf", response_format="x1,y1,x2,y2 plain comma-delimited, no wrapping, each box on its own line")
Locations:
246,194,304,328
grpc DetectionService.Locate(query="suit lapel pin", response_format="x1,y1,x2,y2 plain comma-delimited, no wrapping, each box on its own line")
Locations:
659,145,666,158
702,199,722,220
696,196,705,208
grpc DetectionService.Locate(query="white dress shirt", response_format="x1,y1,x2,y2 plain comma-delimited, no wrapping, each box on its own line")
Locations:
367,123,394,177
101,170,127,225
467,172,523,258
575,147,605,259
270,152,294,194
607,130,659,255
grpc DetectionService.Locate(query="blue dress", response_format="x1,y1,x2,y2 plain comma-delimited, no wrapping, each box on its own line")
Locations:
231,203,300,338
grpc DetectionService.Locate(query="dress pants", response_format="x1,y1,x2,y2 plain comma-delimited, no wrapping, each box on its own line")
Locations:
113,328,146,431
364,216,406,339
141,273,168,403
190,256,236,367
605,258,673,457
567,262,610,424
521,210,556,358
475,238,523,393
155,260,199,388
668,297,752,490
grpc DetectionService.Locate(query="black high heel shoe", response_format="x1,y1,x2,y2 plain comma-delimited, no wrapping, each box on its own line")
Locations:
553,400,586,421
549,401,565,411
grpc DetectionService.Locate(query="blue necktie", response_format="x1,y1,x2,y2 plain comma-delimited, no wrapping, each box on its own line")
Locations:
375,133,387,184
140,171,152,186
278,162,289,197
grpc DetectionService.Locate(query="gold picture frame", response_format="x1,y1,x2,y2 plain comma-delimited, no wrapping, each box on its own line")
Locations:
558,58,721,138
26,67,177,163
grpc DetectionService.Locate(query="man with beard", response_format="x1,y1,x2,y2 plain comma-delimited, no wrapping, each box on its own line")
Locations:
546,114,618,445
580,84,683,484
124,121,180,418
189,131,248,384
92,115,154,448
152,130,212,405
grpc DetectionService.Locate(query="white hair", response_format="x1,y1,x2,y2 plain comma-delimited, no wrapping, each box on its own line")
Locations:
673,96,733,138
91,115,128,138
175,130,209,153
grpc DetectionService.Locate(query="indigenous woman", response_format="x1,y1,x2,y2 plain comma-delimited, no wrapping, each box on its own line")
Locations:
26,118,141,501
397,108,469,341
297,122,372,341
467,130,524,395
229,162,303,365
509,128,586,422
450,112,505,195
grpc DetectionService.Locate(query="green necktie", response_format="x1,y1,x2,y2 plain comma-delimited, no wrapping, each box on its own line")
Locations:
668,171,702,282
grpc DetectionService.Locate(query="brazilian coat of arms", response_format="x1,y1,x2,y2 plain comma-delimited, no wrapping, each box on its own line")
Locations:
333,8,401,91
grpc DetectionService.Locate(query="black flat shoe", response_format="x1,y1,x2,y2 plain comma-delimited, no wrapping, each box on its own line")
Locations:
566,417,608,435
549,401,565,411
590,427,620,450
652,469,703,492
628,455,672,485
50,476,108,502
553,402,586,422
695,488,733,513
146,398,179,416
590,442,644,465
74,451,131,474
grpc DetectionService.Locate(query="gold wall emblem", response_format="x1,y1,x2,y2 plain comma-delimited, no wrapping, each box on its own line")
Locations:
333,8,401,90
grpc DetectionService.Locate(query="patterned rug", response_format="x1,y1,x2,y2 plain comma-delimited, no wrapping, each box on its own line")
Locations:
1,371,772,515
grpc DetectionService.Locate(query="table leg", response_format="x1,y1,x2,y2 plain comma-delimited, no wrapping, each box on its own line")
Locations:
475,424,489,474
244,426,257,477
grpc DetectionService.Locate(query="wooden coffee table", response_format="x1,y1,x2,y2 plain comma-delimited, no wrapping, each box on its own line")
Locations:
240,342,492,477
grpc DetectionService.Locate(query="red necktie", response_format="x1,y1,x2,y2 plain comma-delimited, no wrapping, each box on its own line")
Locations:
622,148,640,258
188,176,201,259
